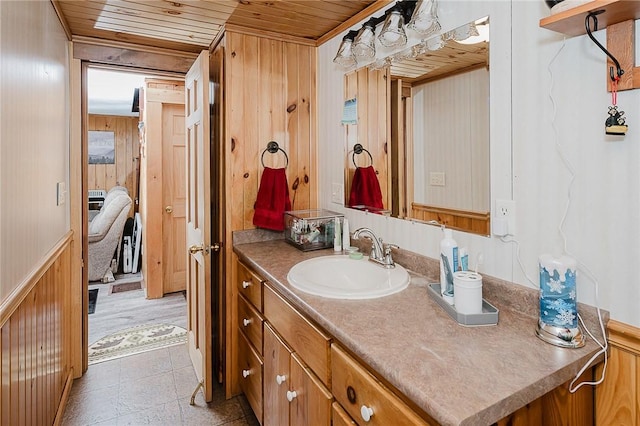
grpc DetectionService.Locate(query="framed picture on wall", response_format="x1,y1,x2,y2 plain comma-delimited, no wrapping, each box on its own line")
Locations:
88,130,115,164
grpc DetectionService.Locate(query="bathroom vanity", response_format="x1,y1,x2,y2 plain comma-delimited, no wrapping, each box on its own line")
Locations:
233,238,602,425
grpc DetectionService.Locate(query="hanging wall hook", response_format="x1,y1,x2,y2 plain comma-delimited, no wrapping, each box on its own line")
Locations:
585,10,624,81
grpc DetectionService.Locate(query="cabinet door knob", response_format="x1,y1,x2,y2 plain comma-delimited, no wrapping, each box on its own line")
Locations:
286,390,297,402
242,369,251,378
242,280,251,289
242,318,252,327
360,405,374,422
276,374,286,385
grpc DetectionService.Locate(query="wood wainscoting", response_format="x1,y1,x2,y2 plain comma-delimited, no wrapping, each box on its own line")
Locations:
0,231,74,426
596,319,640,425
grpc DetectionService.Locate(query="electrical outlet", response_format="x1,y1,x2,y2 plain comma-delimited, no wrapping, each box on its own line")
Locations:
495,199,516,235
331,183,343,204
429,172,445,186
57,182,66,206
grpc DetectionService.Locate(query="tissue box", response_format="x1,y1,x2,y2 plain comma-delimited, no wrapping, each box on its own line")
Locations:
285,209,343,251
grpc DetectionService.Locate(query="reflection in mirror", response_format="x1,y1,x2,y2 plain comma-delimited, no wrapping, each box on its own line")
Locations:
344,16,491,234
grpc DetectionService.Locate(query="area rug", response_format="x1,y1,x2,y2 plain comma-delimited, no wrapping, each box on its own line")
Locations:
88,323,187,365
88,289,99,314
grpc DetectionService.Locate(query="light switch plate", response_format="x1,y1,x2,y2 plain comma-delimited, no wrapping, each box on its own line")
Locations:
429,172,445,186
57,182,66,206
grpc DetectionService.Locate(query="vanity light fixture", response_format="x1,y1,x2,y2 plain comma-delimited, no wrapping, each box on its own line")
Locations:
333,30,358,68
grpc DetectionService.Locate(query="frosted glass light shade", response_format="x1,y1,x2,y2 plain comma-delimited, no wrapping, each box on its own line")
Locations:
407,0,440,36
378,9,407,48
333,38,357,68
353,20,376,59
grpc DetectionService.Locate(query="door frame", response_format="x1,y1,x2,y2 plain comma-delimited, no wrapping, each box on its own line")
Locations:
69,52,222,378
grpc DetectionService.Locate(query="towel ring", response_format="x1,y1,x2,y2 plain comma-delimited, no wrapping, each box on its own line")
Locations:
352,143,373,168
261,141,289,168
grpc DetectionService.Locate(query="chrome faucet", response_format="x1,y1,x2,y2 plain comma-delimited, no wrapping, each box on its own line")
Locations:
352,227,398,268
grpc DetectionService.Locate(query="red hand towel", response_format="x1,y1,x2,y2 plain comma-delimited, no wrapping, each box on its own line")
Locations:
253,167,291,231
348,165,384,209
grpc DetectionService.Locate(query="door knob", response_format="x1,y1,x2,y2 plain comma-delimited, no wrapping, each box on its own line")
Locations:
165,205,173,213
189,244,204,254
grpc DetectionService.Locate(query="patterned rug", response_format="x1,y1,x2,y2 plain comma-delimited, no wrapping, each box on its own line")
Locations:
88,323,187,365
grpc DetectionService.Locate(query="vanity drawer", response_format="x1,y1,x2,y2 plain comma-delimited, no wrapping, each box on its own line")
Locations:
331,344,430,426
238,330,263,423
238,294,263,355
238,261,264,311
263,284,331,386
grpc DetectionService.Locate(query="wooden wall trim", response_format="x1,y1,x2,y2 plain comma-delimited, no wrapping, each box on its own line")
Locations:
0,230,73,328
317,0,393,46
607,319,640,355
73,39,195,74
411,202,490,236
52,370,74,426
224,24,316,46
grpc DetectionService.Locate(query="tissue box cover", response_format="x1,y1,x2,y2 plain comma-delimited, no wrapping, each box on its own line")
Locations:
285,209,343,251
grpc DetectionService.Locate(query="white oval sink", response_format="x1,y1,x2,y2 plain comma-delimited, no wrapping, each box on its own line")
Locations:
287,255,410,299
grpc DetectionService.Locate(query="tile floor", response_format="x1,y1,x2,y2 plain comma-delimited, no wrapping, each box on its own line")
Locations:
62,344,260,426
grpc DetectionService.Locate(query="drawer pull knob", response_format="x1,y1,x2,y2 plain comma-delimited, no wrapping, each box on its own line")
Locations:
242,318,252,327
360,405,374,422
276,374,287,385
242,369,251,378
242,280,251,289
286,390,297,402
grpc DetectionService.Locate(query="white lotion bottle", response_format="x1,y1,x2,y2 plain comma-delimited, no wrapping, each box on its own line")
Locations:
342,218,350,251
439,228,458,305
333,217,342,252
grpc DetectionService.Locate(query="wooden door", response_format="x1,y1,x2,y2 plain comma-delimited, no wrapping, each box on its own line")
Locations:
185,50,213,402
162,103,187,294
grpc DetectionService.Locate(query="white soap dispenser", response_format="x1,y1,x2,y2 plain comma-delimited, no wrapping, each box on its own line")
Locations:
333,217,342,252
439,227,458,305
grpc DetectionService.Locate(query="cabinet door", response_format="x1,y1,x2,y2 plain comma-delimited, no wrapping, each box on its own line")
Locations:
263,323,291,426
238,330,263,422
289,353,332,426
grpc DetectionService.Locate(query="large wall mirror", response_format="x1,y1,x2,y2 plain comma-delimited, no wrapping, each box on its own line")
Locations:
343,15,491,236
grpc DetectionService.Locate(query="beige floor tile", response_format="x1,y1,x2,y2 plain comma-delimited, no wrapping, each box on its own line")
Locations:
179,397,245,426
119,347,172,381
61,384,120,426
116,400,182,425
71,358,122,395
118,372,178,416
173,365,199,399
168,343,191,369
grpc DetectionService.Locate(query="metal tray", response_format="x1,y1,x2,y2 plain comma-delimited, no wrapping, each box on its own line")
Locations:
427,283,499,326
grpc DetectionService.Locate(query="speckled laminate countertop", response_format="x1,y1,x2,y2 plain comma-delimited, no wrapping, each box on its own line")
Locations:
233,238,605,426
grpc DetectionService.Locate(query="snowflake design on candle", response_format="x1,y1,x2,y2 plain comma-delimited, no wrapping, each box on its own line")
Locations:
555,308,576,326
547,277,565,293
569,289,576,300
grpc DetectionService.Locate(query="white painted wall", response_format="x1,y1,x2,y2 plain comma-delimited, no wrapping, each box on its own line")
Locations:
0,1,70,300
318,1,640,328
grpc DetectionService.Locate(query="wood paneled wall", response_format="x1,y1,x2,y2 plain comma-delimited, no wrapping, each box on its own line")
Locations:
225,31,317,231
220,31,317,398
344,68,390,210
0,232,73,426
87,114,140,213
595,320,640,425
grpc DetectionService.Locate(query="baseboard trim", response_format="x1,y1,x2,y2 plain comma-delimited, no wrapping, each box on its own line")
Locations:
53,368,75,426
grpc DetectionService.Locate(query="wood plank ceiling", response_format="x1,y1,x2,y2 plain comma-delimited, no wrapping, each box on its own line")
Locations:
52,0,379,52
52,0,487,81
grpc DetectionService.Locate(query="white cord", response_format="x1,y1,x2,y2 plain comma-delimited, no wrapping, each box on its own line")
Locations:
499,37,608,392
